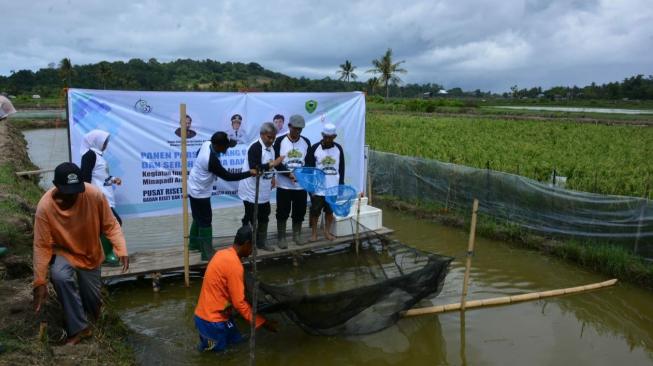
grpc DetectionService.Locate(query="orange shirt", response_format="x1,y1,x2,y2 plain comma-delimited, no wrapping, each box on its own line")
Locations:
195,246,265,327
33,183,127,287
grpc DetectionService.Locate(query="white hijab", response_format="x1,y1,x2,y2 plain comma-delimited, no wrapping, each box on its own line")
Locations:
80,130,110,155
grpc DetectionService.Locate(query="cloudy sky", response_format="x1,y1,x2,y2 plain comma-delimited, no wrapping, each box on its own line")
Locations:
2,0,652,92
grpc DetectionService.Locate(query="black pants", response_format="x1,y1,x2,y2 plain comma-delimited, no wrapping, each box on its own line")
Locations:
276,188,308,224
189,196,212,228
242,201,271,227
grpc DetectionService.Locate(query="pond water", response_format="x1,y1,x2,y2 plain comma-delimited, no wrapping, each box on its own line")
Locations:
492,106,653,115
109,208,653,365
23,128,653,365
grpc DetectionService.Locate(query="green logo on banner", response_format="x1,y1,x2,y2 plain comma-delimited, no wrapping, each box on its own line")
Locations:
305,100,318,113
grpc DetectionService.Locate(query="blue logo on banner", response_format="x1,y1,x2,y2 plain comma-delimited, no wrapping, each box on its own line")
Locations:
134,99,152,113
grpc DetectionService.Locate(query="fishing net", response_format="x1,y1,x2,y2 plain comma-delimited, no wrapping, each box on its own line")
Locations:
325,184,358,216
293,167,326,194
369,150,653,259
246,232,453,335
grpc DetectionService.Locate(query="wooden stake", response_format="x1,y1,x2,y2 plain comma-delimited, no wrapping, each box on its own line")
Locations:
402,279,617,317
460,199,479,311
180,104,190,288
355,194,363,254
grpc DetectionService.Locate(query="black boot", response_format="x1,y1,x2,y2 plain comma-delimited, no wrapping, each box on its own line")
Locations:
277,221,288,249
199,227,214,261
257,222,275,252
292,222,304,246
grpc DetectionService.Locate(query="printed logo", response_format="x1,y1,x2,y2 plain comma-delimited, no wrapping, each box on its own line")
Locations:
134,99,152,113
66,173,80,184
286,149,305,168
320,156,337,175
305,100,318,114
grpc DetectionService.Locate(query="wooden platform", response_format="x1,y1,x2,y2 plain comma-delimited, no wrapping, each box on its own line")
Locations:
101,227,393,279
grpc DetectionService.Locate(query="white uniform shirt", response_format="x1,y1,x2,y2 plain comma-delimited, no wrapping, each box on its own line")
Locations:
307,141,345,196
238,139,276,203
188,141,251,198
273,134,311,190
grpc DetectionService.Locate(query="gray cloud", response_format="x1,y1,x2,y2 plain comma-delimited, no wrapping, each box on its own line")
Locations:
1,0,651,92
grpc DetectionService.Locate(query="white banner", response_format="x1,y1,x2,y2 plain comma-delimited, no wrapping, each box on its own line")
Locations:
68,89,366,218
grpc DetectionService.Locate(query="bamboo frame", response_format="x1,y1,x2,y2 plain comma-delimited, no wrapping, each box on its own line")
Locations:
15,168,55,176
402,279,618,317
180,104,190,287
460,199,479,311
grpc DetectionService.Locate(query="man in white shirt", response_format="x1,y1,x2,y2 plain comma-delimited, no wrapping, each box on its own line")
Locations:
187,132,256,260
273,115,311,248
306,123,345,241
237,123,284,251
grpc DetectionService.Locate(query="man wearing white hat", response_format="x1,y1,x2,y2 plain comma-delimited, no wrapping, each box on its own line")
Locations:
305,123,345,241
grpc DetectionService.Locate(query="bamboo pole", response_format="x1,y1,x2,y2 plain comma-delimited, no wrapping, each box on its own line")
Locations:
180,104,190,288
403,279,618,317
15,168,55,176
460,199,479,311
355,194,362,254
249,170,262,366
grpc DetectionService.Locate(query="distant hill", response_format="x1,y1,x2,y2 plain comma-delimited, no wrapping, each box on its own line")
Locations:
0,58,368,96
0,58,651,101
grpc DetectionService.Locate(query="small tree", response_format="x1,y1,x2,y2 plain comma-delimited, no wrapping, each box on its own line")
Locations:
367,77,380,95
367,48,407,100
59,58,73,88
97,62,113,89
336,60,358,82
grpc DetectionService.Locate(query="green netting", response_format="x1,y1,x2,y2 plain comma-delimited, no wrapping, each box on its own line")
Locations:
369,150,653,259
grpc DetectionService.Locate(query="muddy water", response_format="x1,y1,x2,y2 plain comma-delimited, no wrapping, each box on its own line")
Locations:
24,128,653,365
109,208,653,366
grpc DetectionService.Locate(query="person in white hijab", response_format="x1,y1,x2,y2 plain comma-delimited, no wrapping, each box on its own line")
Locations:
79,129,123,265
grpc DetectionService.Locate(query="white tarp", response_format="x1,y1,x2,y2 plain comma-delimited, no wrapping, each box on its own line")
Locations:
68,89,365,218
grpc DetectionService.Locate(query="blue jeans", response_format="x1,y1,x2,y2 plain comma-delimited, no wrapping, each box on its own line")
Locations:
194,315,244,352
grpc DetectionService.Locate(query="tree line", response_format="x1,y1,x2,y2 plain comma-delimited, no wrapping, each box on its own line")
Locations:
1,55,652,101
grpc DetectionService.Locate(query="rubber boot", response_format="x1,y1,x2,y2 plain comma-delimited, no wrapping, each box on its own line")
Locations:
199,226,214,261
189,220,200,251
277,220,288,249
292,222,304,246
257,222,274,252
100,235,120,266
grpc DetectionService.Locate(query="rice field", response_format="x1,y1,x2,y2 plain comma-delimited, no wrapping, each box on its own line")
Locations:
366,112,653,198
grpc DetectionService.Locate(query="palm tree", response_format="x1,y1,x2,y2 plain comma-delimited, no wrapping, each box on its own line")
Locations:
336,60,358,82
367,48,407,100
97,62,113,89
367,77,380,95
59,58,73,88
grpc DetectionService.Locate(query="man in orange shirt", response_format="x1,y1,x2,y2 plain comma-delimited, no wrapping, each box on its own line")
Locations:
194,225,277,352
32,162,129,345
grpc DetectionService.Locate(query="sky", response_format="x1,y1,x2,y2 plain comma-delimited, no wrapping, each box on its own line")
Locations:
1,0,652,92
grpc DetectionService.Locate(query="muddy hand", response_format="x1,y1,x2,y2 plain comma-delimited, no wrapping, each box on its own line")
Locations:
33,285,48,314
120,256,130,272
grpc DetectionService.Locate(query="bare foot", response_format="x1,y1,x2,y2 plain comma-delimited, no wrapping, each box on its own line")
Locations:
65,327,92,345
324,232,335,241
310,233,318,242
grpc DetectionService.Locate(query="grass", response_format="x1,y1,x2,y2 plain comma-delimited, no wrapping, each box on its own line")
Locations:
366,112,653,197
0,122,136,364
